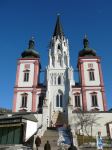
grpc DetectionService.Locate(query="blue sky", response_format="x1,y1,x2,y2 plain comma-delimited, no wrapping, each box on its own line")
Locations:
0,0,112,110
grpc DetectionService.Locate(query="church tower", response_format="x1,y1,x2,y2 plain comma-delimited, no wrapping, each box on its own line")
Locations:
72,35,107,111
43,14,75,125
12,36,41,112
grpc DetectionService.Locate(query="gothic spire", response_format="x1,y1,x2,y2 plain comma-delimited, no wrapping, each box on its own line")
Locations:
53,14,64,38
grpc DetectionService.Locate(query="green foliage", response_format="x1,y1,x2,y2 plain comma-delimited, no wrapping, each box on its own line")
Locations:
0,107,12,113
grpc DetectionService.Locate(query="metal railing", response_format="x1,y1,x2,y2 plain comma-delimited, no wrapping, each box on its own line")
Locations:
78,138,112,146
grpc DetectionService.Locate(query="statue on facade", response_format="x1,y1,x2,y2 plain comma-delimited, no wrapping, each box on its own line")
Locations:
43,97,47,106
68,96,71,105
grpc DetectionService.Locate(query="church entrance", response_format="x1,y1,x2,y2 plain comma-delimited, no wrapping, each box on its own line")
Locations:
52,111,67,127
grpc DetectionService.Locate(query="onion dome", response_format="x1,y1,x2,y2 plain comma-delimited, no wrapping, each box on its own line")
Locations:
21,35,39,58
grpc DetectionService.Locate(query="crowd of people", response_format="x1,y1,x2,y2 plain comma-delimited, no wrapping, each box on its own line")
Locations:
51,120,66,127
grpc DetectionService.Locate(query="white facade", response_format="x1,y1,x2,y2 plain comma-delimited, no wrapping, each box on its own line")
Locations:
26,120,37,140
16,92,33,112
43,36,75,122
18,61,34,87
83,61,100,86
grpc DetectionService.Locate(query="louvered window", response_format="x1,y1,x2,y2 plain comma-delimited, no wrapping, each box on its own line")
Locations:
75,95,80,107
92,95,98,107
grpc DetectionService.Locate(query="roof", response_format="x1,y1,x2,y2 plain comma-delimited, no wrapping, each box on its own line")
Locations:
78,38,97,57
53,14,64,38
0,112,38,122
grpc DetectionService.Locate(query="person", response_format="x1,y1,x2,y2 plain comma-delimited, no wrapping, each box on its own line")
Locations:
35,136,41,150
63,123,66,127
44,141,51,150
55,122,57,127
51,120,53,128
68,143,77,150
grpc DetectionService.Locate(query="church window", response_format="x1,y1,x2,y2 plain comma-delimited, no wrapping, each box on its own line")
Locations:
56,95,59,107
58,45,60,49
92,95,98,107
89,71,95,81
88,69,95,81
60,95,62,107
23,70,30,82
58,77,61,84
38,95,44,107
56,94,62,107
24,73,29,81
75,95,80,107
21,94,27,108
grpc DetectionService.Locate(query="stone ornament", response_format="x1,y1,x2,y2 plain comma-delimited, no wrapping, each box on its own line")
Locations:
43,97,47,106
68,96,71,105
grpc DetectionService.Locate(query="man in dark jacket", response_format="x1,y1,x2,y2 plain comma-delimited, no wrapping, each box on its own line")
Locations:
68,143,77,150
35,136,41,150
44,141,51,150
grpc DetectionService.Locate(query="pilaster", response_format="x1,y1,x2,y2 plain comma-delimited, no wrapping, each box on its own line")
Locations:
82,87,87,111
33,61,39,87
15,60,21,87
42,105,48,126
32,91,37,112
12,91,17,112
80,60,85,86
67,104,73,125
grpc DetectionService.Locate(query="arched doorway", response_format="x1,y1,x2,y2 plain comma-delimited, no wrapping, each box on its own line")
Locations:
52,111,67,127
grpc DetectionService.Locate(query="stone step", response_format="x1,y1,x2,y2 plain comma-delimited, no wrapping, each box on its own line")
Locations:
41,136,59,140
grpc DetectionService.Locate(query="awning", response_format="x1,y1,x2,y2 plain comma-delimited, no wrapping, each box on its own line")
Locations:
0,123,22,127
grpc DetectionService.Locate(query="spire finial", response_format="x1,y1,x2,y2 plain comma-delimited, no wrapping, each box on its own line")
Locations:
84,33,86,38
31,35,33,39
58,12,59,16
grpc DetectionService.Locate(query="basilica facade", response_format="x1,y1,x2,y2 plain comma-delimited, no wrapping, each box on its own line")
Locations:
12,14,107,126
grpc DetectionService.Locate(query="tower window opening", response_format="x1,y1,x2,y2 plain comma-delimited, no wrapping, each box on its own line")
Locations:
92,95,98,107
24,72,29,82
58,45,60,49
56,94,62,107
52,43,54,47
58,77,61,84
39,96,44,107
21,95,27,107
75,95,80,107
56,95,59,107
89,71,95,81
60,95,62,107
64,42,65,46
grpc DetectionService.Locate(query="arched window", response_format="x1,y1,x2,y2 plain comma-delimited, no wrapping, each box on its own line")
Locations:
39,96,44,107
60,95,62,107
56,95,59,107
58,45,60,49
58,77,61,84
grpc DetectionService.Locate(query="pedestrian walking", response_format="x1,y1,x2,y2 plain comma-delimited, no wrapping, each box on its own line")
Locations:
35,136,41,150
51,120,53,128
44,141,51,150
68,143,77,150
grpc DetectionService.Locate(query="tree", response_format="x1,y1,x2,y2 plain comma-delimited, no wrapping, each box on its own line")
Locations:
74,111,101,137
85,113,101,137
